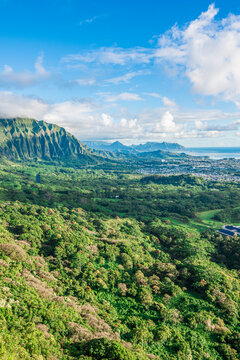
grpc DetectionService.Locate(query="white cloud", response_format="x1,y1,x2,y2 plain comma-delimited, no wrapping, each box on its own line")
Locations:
155,111,182,133
62,47,153,65
0,92,49,118
162,96,178,108
34,55,49,78
143,92,162,99
143,93,178,108
194,119,239,132
195,120,206,130
42,100,95,129
60,4,240,109
0,92,143,140
0,92,238,144
79,15,102,26
106,70,149,84
0,55,50,88
0,92,95,133
101,113,113,126
201,130,222,138
103,92,143,102
155,4,240,106
73,78,96,86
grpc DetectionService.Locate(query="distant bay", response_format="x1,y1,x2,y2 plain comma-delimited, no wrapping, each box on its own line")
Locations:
184,147,240,159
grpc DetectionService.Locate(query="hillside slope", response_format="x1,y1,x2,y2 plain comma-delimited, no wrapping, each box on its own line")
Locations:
0,163,240,359
0,118,93,162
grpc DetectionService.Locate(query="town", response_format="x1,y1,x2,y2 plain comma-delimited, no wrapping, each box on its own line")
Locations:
137,156,240,182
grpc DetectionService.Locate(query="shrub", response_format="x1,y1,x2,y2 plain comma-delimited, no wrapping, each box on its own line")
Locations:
82,338,136,360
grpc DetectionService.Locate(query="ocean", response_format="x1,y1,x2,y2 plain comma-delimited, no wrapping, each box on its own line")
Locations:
184,147,240,159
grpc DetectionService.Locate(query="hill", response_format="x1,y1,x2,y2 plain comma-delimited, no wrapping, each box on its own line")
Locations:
133,141,184,152
137,150,189,159
0,118,94,162
0,163,240,359
83,140,130,153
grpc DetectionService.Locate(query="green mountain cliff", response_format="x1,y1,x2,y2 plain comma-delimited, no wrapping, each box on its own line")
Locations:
0,118,91,161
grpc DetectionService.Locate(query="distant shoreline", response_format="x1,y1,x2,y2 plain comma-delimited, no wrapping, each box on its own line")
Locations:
184,147,240,159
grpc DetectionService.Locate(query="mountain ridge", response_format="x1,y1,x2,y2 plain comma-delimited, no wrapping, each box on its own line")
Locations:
0,118,94,162
0,118,186,163
83,140,185,153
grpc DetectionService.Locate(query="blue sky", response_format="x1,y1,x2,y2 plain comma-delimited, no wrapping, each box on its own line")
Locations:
0,0,240,146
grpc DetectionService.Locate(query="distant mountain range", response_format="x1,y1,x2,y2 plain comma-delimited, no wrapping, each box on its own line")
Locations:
83,140,185,154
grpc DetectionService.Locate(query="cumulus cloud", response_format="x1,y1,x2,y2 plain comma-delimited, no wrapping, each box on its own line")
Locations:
156,4,240,106
62,4,240,108
42,100,96,131
0,92,143,140
155,111,182,133
100,113,113,126
0,92,95,133
0,55,50,88
0,92,238,143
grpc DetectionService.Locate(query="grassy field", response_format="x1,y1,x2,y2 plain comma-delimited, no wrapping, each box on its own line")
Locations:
169,209,223,233
196,209,223,228
169,208,240,236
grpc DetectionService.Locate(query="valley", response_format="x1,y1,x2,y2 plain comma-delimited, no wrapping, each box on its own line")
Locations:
0,119,239,360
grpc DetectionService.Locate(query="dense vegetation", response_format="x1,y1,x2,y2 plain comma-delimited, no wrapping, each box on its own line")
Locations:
213,208,240,223
0,160,239,360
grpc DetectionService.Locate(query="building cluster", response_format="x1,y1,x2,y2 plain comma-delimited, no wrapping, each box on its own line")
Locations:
137,157,240,182
217,226,240,237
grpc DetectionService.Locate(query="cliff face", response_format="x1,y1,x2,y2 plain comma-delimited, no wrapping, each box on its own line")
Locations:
0,118,91,161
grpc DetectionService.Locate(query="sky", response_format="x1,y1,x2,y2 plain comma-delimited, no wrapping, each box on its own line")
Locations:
0,0,240,146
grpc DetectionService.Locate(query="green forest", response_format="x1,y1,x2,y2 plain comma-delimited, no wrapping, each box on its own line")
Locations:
0,160,239,360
